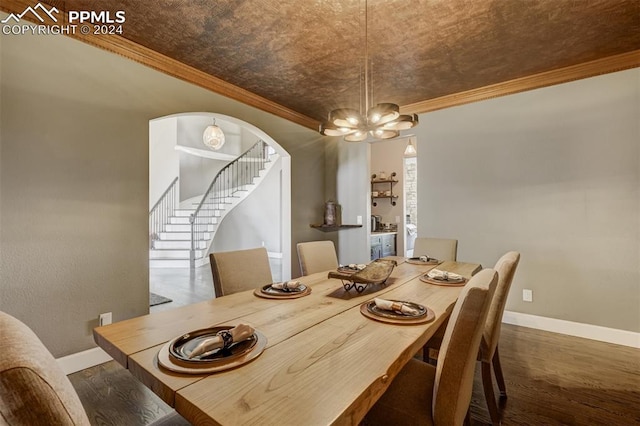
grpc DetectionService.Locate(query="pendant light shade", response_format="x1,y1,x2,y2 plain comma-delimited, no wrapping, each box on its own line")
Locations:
404,137,417,157
203,119,225,150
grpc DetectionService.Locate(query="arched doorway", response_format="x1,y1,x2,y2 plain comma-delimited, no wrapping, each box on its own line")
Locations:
148,112,291,308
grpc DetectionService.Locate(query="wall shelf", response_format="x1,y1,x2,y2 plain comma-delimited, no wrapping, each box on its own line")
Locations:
310,224,363,232
371,172,398,206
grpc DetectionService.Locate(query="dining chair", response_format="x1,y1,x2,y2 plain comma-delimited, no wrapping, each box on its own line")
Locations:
423,251,521,425
413,237,458,261
209,247,273,297
0,311,190,426
296,240,339,276
363,268,498,426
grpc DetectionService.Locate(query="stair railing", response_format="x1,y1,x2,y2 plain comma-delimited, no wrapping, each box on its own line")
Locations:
190,140,269,267
149,176,179,249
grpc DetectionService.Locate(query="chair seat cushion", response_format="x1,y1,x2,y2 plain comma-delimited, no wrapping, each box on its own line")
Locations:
364,358,436,426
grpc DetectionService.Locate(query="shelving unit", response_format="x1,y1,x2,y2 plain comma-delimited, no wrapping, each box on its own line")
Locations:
371,172,398,206
310,224,362,232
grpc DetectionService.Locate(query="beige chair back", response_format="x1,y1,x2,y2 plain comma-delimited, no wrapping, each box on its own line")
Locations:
297,240,339,276
0,311,91,425
413,237,458,261
210,247,273,297
480,251,520,361
432,268,498,425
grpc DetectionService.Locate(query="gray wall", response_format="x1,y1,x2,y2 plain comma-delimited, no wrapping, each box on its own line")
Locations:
0,24,329,357
414,68,639,333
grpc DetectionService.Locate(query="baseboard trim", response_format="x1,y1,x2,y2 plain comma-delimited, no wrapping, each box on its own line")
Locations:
57,347,113,375
503,311,640,348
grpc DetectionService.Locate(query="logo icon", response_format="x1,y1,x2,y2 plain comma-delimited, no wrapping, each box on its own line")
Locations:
1,3,59,24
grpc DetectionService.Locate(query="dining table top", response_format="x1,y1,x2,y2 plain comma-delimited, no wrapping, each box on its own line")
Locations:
93,257,481,426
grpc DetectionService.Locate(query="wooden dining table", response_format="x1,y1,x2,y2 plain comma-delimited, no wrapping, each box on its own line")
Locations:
93,258,481,425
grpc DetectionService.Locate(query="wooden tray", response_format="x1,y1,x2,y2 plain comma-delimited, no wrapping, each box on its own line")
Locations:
406,257,440,266
359,300,435,325
253,284,311,299
158,327,267,374
419,274,467,287
328,259,397,293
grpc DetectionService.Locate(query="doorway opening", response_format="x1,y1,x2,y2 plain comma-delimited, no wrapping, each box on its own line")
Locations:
404,148,418,257
148,112,291,310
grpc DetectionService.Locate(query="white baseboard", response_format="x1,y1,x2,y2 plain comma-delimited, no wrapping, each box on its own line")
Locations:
503,311,640,348
57,347,113,375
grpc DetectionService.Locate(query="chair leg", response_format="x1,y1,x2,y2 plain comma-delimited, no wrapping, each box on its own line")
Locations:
492,347,507,399
481,360,501,426
423,347,438,365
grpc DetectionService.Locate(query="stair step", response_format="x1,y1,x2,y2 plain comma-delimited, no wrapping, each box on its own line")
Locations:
169,215,220,224
153,240,207,250
159,231,212,240
174,209,195,217
165,223,215,232
174,209,222,217
193,203,227,210
169,216,219,225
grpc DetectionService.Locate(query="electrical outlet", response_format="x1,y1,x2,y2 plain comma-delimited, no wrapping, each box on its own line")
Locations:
99,312,112,326
522,289,533,302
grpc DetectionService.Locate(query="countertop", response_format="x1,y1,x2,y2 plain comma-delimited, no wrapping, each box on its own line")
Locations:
371,231,397,236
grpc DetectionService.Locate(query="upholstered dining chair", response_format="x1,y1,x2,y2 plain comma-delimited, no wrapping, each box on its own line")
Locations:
296,240,339,276
363,268,498,426
413,237,458,261
423,251,521,425
210,247,273,297
0,311,190,426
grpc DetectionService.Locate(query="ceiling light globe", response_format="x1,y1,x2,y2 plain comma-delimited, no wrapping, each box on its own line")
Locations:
203,125,225,150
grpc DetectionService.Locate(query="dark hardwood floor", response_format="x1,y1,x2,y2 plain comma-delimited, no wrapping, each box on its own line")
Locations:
69,267,640,425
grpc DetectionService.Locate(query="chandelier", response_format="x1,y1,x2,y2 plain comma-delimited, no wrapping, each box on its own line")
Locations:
319,0,418,142
202,118,225,150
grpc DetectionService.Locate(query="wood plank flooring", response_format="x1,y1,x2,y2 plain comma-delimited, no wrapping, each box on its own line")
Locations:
69,267,640,425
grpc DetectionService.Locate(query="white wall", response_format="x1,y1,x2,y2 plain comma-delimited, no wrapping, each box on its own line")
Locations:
149,117,179,209
211,157,282,256
414,68,639,333
176,115,243,201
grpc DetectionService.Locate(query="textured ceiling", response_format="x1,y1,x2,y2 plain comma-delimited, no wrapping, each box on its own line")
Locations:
31,1,640,122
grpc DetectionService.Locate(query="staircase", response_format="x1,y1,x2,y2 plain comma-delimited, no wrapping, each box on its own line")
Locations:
149,140,277,268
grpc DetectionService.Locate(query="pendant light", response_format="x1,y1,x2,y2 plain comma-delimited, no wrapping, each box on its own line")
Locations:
319,0,418,142
404,137,417,157
203,118,225,150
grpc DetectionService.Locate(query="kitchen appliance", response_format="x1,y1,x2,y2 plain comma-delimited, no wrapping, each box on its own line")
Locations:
371,215,382,231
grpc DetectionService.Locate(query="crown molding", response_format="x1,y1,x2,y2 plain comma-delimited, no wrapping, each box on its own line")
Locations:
2,1,637,129
0,0,320,131
401,50,640,115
